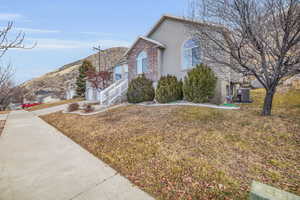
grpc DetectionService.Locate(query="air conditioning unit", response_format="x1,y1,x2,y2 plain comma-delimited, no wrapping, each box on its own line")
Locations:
236,88,252,103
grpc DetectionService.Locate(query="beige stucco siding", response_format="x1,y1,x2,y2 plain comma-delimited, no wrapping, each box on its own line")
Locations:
149,19,235,82
149,18,238,104
149,19,189,81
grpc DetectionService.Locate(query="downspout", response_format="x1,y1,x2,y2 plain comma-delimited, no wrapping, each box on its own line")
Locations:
157,47,163,81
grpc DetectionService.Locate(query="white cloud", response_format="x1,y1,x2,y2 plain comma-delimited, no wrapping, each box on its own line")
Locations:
25,38,131,50
16,27,61,34
0,13,23,21
80,31,102,35
79,31,116,37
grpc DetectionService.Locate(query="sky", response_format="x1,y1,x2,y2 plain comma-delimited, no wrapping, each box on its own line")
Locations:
0,0,189,84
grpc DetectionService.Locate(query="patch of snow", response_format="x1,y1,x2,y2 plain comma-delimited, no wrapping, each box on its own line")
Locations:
137,101,240,110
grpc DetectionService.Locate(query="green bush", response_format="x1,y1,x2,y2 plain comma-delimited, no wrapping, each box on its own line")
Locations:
156,75,183,103
183,64,217,103
76,60,95,97
127,74,155,103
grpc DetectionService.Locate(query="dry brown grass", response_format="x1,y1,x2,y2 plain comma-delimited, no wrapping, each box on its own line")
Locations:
0,111,10,114
28,98,83,111
42,89,300,200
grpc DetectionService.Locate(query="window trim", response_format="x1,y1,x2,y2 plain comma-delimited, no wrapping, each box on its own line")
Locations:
181,37,202,70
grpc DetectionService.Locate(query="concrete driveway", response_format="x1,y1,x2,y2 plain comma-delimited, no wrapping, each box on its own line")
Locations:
0,111,153,200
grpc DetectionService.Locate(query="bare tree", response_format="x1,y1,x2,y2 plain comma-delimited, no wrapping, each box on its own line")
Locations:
0,63,13,88
0,80,15,110
0,21,27,58
86,70,112,93
188,0,300,115
0,21,30,109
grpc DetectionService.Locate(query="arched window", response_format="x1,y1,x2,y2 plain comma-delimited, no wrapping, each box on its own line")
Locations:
182,38,201,70
136,51,148,74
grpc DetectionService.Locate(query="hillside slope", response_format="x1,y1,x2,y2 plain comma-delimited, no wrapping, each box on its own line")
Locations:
22,47,128,100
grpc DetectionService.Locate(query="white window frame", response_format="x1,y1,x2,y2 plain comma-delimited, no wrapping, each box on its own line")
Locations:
181,38,202,70
136,51,148,74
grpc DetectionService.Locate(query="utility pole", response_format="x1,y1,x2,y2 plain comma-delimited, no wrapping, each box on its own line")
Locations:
93,45,107,72
93,45,102,71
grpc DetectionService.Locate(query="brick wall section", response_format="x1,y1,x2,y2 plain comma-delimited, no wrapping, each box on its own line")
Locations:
127,39,159,82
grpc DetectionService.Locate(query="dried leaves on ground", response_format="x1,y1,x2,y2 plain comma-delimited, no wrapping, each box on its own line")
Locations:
42,89,300,200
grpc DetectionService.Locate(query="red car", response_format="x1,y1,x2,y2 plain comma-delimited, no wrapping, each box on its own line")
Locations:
22,103,42,109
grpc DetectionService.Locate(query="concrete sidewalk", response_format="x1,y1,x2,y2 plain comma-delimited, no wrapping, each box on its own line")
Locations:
0,111,153,200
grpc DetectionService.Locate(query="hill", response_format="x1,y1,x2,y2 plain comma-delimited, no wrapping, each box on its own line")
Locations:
22,47,128,100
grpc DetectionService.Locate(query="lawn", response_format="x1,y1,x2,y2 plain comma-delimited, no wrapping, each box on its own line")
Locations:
27,98,83,111
0,111,10,114
41,89,300,200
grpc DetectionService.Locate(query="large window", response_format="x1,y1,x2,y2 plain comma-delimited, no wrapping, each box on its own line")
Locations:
136,51,148,74
182,38,201,70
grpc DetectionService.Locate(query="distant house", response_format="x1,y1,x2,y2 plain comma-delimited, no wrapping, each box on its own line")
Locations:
36,90,61,103
39,95,61,103
65,83,77,100
65,89,76,100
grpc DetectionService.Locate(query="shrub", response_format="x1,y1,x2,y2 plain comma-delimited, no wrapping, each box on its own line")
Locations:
76,60,95,97
183,64,217,103
83,104,95,113
127,74,155,103
68,103,79,112
156,75,183,103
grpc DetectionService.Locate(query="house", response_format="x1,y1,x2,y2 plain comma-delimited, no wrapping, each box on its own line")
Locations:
39,95,61,103
122,15,241,104
94,15,242,105
35,90,61,103
65,80,78,100
65,87,77,100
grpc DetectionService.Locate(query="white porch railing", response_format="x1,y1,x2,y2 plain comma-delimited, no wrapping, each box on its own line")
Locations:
99,78,128,105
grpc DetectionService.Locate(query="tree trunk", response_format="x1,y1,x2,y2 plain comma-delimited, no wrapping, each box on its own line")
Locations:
261,88,275,116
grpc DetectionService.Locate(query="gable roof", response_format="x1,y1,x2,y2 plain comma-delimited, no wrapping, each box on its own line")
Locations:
124,36,166,56
125,15,225,57
146,14,225,37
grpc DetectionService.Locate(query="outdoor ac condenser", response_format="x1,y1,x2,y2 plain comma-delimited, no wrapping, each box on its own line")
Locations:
237,88,251,103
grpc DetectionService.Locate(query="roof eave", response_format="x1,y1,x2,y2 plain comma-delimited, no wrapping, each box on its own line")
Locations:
124,36,165,57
